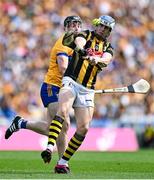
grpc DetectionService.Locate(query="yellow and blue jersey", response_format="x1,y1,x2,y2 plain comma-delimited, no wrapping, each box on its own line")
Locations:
44,34,73,87
41,34,73,107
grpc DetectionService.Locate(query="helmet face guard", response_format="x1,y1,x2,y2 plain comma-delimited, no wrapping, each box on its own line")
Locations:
93,15,115,39
99,15,115,30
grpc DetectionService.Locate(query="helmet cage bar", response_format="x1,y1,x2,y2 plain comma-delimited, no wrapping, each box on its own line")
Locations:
99,15,115,30
100,20,114,29
99,24,112,32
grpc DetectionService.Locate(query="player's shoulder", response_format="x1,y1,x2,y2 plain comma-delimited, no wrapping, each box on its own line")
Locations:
55,34,65,44
52,34,67,49
53,33,73,53
77,30,90,39
62,31,77,48
63,30,90,40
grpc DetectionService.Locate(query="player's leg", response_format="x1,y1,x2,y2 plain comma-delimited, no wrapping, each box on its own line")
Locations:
5,101,56,139
41,87,74,164
27,101,58,135
48,102,70,158
55,106,94,173
56,118,70,158
5,83,59,139
40,102,58,163
55,85,94,173
4,113,51,139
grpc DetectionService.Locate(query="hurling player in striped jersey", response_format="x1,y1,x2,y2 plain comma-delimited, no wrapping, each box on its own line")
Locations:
42,15,115,174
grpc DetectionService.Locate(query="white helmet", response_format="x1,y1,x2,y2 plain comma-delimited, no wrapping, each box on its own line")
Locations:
99,15,115,30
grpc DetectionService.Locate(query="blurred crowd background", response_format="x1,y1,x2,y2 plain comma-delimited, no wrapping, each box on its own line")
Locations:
0,0,154,146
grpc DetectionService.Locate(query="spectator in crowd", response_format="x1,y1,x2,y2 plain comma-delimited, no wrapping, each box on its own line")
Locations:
0,95,16,122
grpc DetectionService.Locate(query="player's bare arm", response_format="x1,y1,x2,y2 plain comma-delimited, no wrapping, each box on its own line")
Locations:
57,55,69,75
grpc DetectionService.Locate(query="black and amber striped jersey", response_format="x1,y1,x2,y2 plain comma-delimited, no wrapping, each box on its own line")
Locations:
63,30,114,89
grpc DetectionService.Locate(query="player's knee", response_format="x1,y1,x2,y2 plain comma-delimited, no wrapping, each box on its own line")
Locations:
77,124,89,136
41,121,49,133
58,106,69,119
62,121,70,133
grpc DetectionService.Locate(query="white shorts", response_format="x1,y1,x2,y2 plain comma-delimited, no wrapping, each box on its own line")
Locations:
62,76,95,108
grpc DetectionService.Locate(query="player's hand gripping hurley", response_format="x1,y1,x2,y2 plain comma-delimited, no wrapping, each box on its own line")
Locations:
94,79,150,94
80,49,150,94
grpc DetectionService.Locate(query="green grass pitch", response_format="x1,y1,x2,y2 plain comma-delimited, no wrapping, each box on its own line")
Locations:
0,150,154,179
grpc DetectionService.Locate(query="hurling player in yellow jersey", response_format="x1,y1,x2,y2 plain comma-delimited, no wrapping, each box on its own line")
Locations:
41,15,115,173
5,16,82,158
